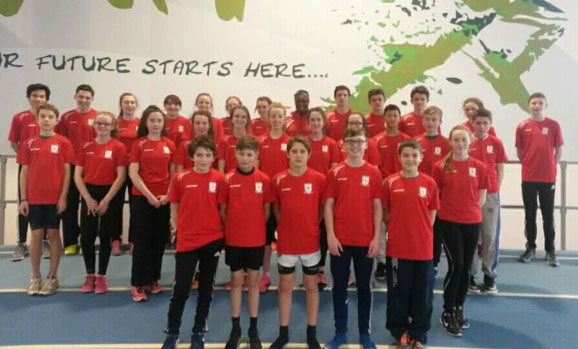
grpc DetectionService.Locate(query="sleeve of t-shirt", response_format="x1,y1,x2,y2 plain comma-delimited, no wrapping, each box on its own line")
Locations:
217,140,226,160
213,119,225,144
398,117,407,134
428,179,440,210
515,124,523,149
271,176,280,205
55,116,67,137
17,141,29,165
77,145,86,167
263,175,273,203
325,170,336,199
116,143,128,167
477,162,489,190
63,139,75,163
168,139,177,162
371,170,382,200
381,180,391,209
217,176,229,204
368,141,381,166
330,142,341,164
130,141,141,164
174,142,186,166
8,114,19,142
432,164,442,190
168,175,181,203
495,140,508,164
318,174,327,204
553,121,564,147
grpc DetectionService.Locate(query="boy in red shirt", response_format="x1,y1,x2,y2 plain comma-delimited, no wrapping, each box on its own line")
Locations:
285,90,310,136
468,109,508,293
516,92,564,266
326,85,354,141
365,88,386,137
57,84,97,255
383,139,439,348
162,135,225,349
324,128,382,349
219,136,271,349
399,86,429,137
9,83,50,261
18,104,74,296
269,137,326,349
164,94,192,148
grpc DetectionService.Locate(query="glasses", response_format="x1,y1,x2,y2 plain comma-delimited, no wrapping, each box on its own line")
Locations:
95,122,113,127
344,139,366,146
347,121,363,126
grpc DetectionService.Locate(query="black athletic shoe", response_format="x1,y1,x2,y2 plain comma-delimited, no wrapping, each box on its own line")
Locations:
546,251,560,267
225,326,242,349
249,330,263,349
162,334,179,349
519,248,536,263
440,310,462,337
190,333,205,349
468,276,480,294
481,275,498,294
269,336,289,349
374,262,386,281
455,306,470,329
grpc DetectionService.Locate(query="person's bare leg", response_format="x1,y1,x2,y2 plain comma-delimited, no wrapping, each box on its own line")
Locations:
29,229,44,279
230,270,244,317
247,269,260,317
303,273,319,325
278,273,295,326
46,229,62,278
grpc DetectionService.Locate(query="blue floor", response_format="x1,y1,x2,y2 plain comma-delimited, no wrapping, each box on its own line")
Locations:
1,249,577,348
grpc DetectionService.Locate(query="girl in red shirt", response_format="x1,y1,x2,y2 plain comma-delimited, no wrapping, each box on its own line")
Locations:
337,112,381,166
115,92,140,254
221,96,243,137
192,93,225,144
252,96,271,138
75,111,127,293
432,125,488,337
163,94,191,148
174,110,215,172
129,105,176,302
218,105,252,173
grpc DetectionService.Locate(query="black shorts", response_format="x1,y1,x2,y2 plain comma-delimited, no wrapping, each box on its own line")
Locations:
266,215,277,245
225,245,265,272
28,204,60,230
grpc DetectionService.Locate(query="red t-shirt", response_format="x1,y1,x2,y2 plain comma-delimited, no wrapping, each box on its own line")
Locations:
326,109,353,141
365,113,385,138
469,135,508,193
251,118,270,138
174,139,193,169
383,173,440,260
337,138,381,166
273,169,326,254
285,111,310,137
432,158,489,224
190,118,226,145
118,117,140,159
78,139,127,186
164,116,191,148
258,133,290,178
326,162,382,246
416,134,451,175
218,135,245,173
221,118,232,137
169,168,224,252
219,169,272,247
18,134,74,205
8,110,39,153
515,117,563,183
307,136,341,176
460,121,497,137
130,137,176,196
56,108,97,165
375,132,411,178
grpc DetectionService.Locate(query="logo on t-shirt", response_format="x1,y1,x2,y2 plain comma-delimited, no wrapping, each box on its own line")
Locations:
469,167,477,177
542,127,549,135
304,183,313,194
178,125,184,132
50,144,59,153
419,186,427,198
322,145,328,153
361,175,370,187
163,146,170,154
281,143,287,151
434,147,441,155
209,182,217,193
104,150,112,159
486,145,493,154
255,182,263,193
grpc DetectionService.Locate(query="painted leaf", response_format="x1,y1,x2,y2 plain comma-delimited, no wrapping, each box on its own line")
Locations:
153,0,168,14
0,0,24,17
108,0,134,9
215,0,246,22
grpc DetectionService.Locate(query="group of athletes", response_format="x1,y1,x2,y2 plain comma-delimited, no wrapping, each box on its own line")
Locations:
8,82,563,349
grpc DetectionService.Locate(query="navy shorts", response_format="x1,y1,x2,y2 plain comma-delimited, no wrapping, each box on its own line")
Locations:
28,204,60,230
225,245,265,272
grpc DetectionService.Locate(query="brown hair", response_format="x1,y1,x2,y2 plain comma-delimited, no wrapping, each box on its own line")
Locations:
462,97,484,110
225,96,242,112
472,108,492,123
423,106,443,121
118,92,138,118
441,125,470,172
195,93,213,110
287,136,311,154
398,138,422,155
236,135,259,152
37,104,60,119
342,127,365,140
189,135,216,158
368,88,385,101
345,112,369,137
137,105,166,138
94,111,119,138
191,110,214,138
163,94,182,107
528,92,546,102
410,85,429,100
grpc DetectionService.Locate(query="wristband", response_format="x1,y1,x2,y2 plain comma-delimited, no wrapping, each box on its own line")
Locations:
20,199,27,202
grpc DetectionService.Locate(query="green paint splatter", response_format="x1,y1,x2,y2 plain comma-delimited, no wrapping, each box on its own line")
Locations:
153,0,168,14
0,0,23,16
215,0,246,22
107,0,133,9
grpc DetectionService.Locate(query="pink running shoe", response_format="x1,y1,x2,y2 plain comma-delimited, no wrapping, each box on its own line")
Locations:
94,275,108,294
112,240,122,256
81,274,96,293
149,282,164,294
131,286,147,302
258,274,271,293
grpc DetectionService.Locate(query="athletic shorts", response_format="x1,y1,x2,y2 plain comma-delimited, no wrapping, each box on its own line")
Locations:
278,251,321,275
266,215,277,245
28,204,60,230
225,245,265,272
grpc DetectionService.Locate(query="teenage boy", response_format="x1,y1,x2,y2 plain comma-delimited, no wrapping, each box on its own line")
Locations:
399,86,430,137
327,85,354,141
415,106,450,278
516,92,563,267
164,94,192,148
162,136,225,349
270,136,326,349
286,90,311,137
383,139,439,349
219,136,272,349
18,104,74,296
365,88,386,137
469,109,508,293
325,128,382,349
9,83,50,261
57,84,97,255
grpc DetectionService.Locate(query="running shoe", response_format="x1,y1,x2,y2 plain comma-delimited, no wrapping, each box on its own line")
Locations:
11,243,27,261
81,274,96,293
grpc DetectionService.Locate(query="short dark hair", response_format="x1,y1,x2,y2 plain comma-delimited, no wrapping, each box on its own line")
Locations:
398,138,422,155
287,136,311,154
410,85,429,100
236,135,259,152
368,88,385,101
472,108,493,122
26,83,51,100
528,92,546,102
164,94,182,106
37,104,60,119
342,127,365,140
294,90,310,99
76,84,95,97
384,104,401,115
334,85,351,97
189,135,216,158
137,105,166,138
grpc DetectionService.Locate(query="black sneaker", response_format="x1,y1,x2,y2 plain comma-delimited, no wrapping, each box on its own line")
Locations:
161,334,179,349
455,306,470,329
225,326,242,349
374,262,386,281
468,276,480,294
249,330,263,349
481,275,498,294
191,333,205,349
440,310,462,337
519,248,536,263
546,251,560,267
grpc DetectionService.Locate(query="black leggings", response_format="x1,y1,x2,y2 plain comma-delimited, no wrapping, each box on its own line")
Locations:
438,220,480,312
166,239,224,335
62,165,81,247
80,184,122,275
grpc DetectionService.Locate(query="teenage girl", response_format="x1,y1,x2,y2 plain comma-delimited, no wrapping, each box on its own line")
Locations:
252,96,272,138
192,92,225,144
164,94,191,148
174,110,214,172
221,96,242,137
218,105,252,173
337,112,380,166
